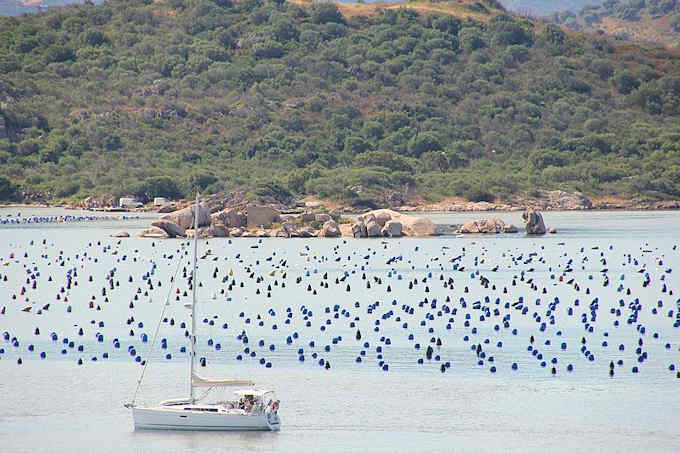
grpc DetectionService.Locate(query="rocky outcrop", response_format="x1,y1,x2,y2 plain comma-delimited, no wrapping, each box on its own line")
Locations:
352,221,368,238
366,219,381,237
160,203,210,230
458,218,519,234
138,226,170,238
271,225,290,238
247,206,280,228
320,220,340,237
205,224,228,237
211,208,246,228
141,204,438,240
544,190,592,210
298,226,317,238
405,190,593,213
523,210,547,235
339,223,353,237
315,213,332,222
111,231,130,238
375,211,392,226
186,228,210,239
401,214,436,236
505,224,519,233
355,209,436,237
279,222,298,238
300,213,316,222
70,195,116,210
381,220,403,237
158,204,178,213
151,219,186,238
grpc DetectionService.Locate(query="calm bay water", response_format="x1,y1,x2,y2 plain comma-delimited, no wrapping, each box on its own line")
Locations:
0,208,679,452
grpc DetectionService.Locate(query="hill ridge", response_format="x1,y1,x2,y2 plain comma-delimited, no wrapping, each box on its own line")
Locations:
0,0,679,206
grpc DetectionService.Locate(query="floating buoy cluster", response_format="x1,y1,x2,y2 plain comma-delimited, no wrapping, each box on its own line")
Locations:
0,233,678,382
0,212,140,226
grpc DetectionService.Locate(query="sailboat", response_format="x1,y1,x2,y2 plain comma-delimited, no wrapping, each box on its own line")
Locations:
125,194,281,431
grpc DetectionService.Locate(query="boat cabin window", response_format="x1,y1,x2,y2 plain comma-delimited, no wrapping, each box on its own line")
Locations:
184,407,218,412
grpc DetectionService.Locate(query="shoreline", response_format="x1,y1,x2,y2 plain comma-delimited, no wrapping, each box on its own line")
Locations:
3,189,680,215
2,204,680,214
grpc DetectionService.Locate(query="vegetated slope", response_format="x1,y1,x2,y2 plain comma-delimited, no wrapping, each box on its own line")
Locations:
551,0,680,48
0,0,679,207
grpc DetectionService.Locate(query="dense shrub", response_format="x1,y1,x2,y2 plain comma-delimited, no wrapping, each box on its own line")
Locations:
0,0,677,205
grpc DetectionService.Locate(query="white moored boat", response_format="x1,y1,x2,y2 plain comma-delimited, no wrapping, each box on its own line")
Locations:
126,194,281,432
131,387,281,431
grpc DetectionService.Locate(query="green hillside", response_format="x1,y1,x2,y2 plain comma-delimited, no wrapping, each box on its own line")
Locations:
1,0,679,207
550,0,680,48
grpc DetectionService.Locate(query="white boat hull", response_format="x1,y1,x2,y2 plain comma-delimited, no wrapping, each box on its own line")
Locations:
132,407,280,431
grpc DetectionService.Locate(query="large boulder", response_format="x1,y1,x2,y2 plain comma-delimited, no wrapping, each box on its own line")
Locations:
269,223,297,238
206,224,228,237
374,211,392,227
247,206,280,228
211,208,246,228
352,222,368,238
315,213,332,223
320,220,341,237
298,226,316,238
357,212,376,224
382,220,403,237
300,212,317,223
111,231,130,238
357,209,436,237
151,219,186,238
523,209,547,235
138,226,170,238
158,204,177,213
229,227,244,237
397,214,436,236
459,218,514,234
160,203,210,230
339,223,353,237
366,220,381,237
504,223,519,233
280,222,298,238
186,227,211,239
329,208,343,221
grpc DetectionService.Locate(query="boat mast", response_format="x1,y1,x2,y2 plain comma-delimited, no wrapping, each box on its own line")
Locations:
189,192,199,403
